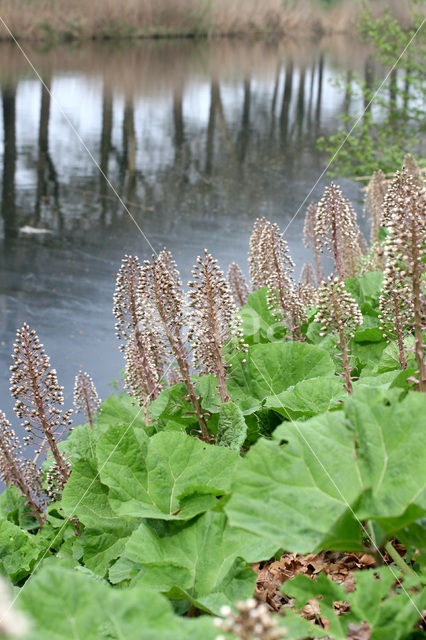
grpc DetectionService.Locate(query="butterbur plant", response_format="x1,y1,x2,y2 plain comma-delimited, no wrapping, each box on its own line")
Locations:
380,168,426,390
248,217,269,290
315,182,362,279
214,599,286,640
378,262,413,370
315,276,363,393
0,411,45,526
227,261,250,307
253,219,305,339
303,202,323,285
141,249,210,438
364,169,387,244
298,263,318,307
123,332,164,418
113,255,165,405
403,153,423,186
9,324,72,492
188,250,246,403
73,371,101,428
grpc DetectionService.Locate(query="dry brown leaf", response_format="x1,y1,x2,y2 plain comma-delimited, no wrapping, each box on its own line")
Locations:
347,621,371,640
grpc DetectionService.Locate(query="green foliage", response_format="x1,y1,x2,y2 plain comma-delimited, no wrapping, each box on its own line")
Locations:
1,269,425,637
283,567,426,640
0,517,44,582
317,3,426,176
216,401,247,452
225,387,426,551
227,341,336,413
18,563,217,639
112,511,276,614
238,287,286,345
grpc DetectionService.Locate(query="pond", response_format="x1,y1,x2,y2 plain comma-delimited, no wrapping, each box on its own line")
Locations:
0,36,371,425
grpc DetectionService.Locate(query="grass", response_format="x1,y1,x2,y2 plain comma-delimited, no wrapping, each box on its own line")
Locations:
0,0,417,41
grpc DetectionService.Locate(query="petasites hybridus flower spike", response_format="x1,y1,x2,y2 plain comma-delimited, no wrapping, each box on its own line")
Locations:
141,249,210,439
380,168,426,390
9,324,72,491
378,262,413,370
123,331,165,423
299,262,316,288
113,255,165,403
227,262,250,307
248,217,269,290
315,182,362,279
254,220,306,339
73,371,101,429
214,598,286,640
303,202,323,285
364,169,387,244
403,153,423,186
188,250,246,403
0,410,45,526
315,276,363,393
298,263,318,307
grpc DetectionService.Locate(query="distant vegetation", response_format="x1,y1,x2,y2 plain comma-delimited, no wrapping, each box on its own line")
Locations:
0,0,417,41
318,1,426,176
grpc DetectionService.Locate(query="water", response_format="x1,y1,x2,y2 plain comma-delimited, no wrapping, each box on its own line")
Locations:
0,37,370,427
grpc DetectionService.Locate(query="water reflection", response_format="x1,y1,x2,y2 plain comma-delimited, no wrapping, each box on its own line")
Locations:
0,37,372,421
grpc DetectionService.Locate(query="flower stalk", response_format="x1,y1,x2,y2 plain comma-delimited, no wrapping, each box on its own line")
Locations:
303,202,323,285
381,168,425,390
0,411,45,526
188,250,245,404
315,276,363,393
227,262,250,307
141,250,210,438
113,255,164,405
9,324,72,489
315,182,362,280
73,371,101,429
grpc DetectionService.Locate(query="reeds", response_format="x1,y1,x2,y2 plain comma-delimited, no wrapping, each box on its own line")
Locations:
0,0,414,41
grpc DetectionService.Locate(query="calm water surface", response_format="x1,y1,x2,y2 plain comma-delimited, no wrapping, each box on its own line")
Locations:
0,37,371,426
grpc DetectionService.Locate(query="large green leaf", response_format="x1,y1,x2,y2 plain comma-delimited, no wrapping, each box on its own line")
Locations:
264,376,346,419
61,459,138,576
344,271,383,307
97,393,146,431
217,401,247,451
59,423,100,463
149,376,222,430
353,314,384,343
238,287,286,345
149,382,198,429
283,567,426,640
18,563,216,639
113,511,277,614
0,486,38,531
0,517,43,582
226,412,364,552
96,428,238,520
228,342,335,413
377,337,416,373
226,388,426,552
345,388,426,534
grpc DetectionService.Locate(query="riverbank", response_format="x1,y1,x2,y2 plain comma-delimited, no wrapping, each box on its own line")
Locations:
0,0,415,41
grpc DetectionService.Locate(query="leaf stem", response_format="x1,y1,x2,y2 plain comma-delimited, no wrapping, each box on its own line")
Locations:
384,540,419,580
